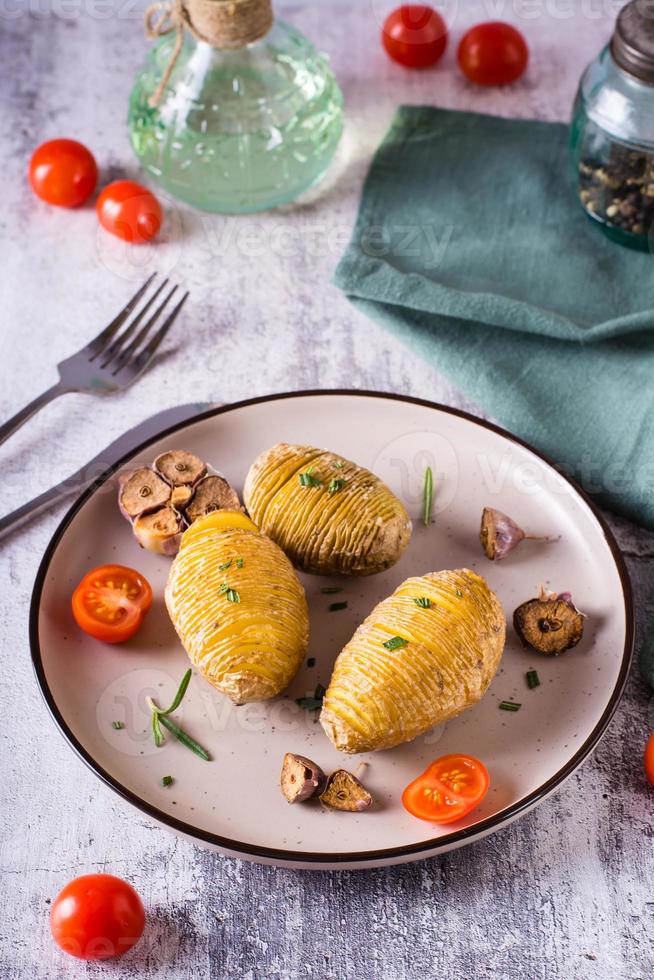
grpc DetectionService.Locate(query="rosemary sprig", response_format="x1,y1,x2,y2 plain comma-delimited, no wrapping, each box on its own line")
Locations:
423,466,434,527
159,714,210,761
146,669,210,761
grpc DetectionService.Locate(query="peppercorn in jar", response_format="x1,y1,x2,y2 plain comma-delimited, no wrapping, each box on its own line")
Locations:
571,0,654,249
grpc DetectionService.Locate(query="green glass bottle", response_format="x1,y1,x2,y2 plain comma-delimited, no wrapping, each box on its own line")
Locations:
128,0,343,213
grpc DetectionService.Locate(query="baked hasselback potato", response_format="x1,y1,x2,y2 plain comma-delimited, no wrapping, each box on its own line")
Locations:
243,443,411,576
165,512,309,704
320,568,505,753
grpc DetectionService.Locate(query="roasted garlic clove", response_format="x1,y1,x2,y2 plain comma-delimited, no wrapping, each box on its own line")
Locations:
154,450,206,487
119,467,171,520
171,485,194,510
480,507,554,561
185,475,243,523
513,587,585,655
319,769,372,812
280,753,327,803
133,507,185,555
480,507,525,561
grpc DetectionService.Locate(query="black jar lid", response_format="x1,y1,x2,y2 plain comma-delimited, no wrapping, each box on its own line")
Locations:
611,0,654,82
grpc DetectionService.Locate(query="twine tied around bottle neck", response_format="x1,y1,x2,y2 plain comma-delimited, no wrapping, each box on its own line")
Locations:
143,0,274,107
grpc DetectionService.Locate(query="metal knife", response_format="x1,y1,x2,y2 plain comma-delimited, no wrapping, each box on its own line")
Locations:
0,402,214,541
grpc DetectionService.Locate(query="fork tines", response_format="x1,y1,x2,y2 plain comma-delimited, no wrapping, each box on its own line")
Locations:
88,274,189,378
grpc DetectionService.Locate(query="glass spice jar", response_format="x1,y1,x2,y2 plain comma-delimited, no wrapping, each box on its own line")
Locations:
570,0,654,249
129,0,343,214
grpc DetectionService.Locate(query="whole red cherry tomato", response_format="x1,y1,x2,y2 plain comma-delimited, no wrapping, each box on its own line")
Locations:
29,139,97,208
644,731,654,786
382,5,448,69
458,22,528,86
50,874,145,960
96,180,162,244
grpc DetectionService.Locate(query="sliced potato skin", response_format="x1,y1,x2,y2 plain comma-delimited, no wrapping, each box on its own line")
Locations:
320,568,505,753
165,524,309,704
243,443,412,576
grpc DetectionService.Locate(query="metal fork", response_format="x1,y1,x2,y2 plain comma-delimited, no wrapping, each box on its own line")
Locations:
0,274,189,449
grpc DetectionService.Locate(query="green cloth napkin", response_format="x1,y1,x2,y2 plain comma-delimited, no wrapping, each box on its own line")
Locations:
333,106,654,685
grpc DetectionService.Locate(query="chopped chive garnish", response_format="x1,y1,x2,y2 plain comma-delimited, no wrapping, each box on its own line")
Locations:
299,466,322,487
422,466,434,527
526,670,541,689
235,557,244,568
112,721,125,730
383,635,408,652
145,669,210,761
296,683,326,711
413,597,431,608
295,697,323,711
455,589,463,598
219,582,240,603
329,601,348,612
327,478,346,495
218,559,232,571
307,657,316,668
320,586,343,594
333,460,344,469
162,775,173,788
499,701,521,712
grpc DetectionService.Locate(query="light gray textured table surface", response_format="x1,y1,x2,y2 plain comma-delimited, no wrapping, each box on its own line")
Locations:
2,1,654,977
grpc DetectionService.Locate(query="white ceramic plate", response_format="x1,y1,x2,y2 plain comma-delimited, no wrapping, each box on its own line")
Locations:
31,392,633,870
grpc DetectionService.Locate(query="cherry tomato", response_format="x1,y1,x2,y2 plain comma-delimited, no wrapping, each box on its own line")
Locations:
28,139,97,208
71,564,153,644
50,873,145,960
644,731,654,786
402,753,489,824
96,180,162,244
382,5,448,69
457,22,528,86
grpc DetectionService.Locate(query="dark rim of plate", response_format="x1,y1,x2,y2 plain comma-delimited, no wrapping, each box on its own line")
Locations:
29,390,634,867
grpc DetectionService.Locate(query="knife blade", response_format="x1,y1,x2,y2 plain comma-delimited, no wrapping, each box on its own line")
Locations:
0,402,214,541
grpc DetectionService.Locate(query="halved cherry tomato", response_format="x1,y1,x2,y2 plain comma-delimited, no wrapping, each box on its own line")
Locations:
402,753,489,824
71,564,152,643
50,873,145,960
457,22,528,86
644,731,654,786
96,180,162,244
382,5,448,69
29,139,98,208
